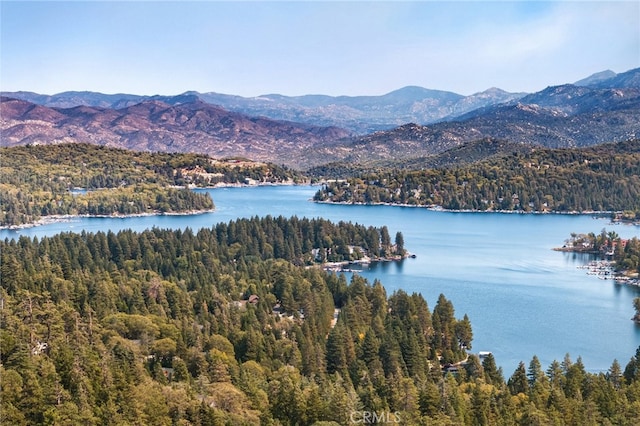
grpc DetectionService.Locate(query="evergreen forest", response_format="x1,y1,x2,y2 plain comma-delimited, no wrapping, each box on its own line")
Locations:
0,144,304,227
2,216,640,425
313,140,640,214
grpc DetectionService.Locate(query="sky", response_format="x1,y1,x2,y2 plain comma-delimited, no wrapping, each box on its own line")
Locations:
1,1,639,97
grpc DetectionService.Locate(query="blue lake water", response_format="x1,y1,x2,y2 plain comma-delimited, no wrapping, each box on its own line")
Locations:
3,185,640,374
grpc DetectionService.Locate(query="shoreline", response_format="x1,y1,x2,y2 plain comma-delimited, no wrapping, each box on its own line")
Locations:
312,199,635,219
554,248,640,288
191,179,310,189
0,181,309,230
4,187,638,230
0,209,217,231
576,259,640,288
312,253,415,273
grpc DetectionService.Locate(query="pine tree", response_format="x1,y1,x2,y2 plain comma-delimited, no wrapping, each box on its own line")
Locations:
527,355,544,387
564,356,586,399
633,298,640,323
418,380,442,417
507,362,528,395
607,359,623,389
623,346,640,384
360,328,380,367
326,324,347,376
546,359,565,390
455,314,473,350
482,353,504,386
395,231,405,256
470,382,491,426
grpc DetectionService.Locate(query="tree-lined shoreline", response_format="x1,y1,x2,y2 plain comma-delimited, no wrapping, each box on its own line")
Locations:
313,140,640,216
0,144,304,227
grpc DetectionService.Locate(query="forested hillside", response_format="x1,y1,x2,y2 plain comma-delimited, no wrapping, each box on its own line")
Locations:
2,216,640,425
314,140,640,213
0,143,304,227
306,139,532,179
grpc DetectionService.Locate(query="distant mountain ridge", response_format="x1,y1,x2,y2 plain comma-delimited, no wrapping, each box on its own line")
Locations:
574,70,617,87
2,67,639,168
328,94,639,165
4,68,637,134
586,68,640,89
0,97,351,166
3,86,524,135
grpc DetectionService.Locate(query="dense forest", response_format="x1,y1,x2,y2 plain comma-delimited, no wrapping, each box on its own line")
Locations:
313,140,640,215
306,139,533,179
2,216,640,425
0,143,305,227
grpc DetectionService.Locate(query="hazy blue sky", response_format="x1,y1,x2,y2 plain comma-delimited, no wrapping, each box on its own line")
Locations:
1,1,638,97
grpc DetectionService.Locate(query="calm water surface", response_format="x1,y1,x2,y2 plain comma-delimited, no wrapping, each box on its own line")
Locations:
3,185,640,374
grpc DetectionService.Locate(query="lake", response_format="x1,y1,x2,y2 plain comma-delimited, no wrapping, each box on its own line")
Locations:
3,185,640,374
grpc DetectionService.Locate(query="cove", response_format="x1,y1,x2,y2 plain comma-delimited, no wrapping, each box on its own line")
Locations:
2,185,639,374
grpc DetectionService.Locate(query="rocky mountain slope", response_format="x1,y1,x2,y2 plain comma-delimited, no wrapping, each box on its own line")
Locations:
2,68,638,168
3,87,525,134
6,68,635,135
318,69,640,164
321,98,639,165
0,97,350,167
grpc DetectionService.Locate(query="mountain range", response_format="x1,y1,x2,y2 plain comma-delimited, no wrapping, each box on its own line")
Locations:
1,68,639,168
0,97,350,166
3,85,524,135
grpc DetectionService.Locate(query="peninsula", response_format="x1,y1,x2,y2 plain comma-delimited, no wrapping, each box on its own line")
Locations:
0,143,304,228
555,229,640,287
